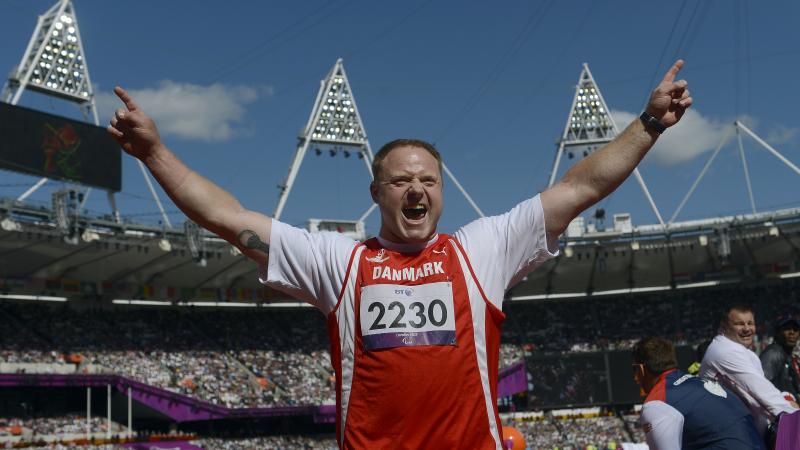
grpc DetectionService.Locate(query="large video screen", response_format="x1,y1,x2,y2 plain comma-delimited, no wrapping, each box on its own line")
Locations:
0,102,121,191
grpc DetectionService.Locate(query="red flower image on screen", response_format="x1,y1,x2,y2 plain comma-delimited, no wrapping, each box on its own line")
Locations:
42,123,81,179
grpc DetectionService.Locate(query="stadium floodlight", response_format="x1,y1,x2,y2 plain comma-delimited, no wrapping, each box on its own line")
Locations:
274,58,374,221
549,63,665,229
0,294,67,302
52,188,82,243
274,58,485,222
2,0,130,223
592,286,672,296
676,280,723,289
112,299,172,306
184,301,258,308
1,218,21,232
157,238,172,252
80,229,99,242
183,220,206,266
261,302,314,308
3,0,96,117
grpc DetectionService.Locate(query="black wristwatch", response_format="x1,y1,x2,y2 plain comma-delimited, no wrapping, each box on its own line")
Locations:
640,111,666,134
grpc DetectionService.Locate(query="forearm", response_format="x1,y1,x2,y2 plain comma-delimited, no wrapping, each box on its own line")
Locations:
143,144,247,243
739,371,797,416
562,117,658,207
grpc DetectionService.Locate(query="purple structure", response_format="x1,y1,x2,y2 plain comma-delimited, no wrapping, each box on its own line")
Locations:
776,410,800,450
0,365,525,424
497,361,527,398
122,441,204,450
0,374,320,422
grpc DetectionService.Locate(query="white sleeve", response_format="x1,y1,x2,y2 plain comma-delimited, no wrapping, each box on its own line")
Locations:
709,344,797,417
453,194,559,308
640,401,683,450
259,220,358,314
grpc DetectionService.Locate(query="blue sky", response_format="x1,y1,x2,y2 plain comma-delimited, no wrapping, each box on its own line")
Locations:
1,0,799,236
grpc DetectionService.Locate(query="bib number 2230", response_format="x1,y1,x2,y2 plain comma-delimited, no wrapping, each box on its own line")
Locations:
359,282,456,351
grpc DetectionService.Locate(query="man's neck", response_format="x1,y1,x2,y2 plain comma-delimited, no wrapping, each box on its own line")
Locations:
376,234,439,253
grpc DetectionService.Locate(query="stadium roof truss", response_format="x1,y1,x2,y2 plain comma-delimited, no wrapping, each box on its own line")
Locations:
549,63,665,229
274,58,486,223
511,205,800,300
670,120,800,224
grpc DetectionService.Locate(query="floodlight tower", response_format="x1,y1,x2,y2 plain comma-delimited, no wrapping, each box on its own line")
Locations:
276,58,486,224
549,63,665,229
3,0,97,121
274,58,375,221
1,0,119,217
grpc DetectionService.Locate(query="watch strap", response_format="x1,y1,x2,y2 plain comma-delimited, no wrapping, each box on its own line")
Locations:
639,111,666,134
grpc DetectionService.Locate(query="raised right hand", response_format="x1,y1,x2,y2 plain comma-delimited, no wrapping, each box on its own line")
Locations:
107,86,163,160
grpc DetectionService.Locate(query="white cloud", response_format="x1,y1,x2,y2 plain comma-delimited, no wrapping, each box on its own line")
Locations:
610,109,730,166
767,124,800,146
96,81,270,142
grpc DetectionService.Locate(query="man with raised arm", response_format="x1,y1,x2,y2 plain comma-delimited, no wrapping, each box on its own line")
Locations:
108,60,692,449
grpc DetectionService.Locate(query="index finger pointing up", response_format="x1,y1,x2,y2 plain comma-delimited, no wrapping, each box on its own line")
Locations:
661,59,685,84
114,86,139,111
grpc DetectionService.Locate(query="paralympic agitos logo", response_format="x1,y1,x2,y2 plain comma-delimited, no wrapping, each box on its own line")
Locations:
42,123,81,179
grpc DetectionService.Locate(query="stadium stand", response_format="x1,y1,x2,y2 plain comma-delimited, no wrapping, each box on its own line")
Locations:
1,279,798,411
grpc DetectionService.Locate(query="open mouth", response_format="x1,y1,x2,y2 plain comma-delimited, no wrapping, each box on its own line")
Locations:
402,204,428,221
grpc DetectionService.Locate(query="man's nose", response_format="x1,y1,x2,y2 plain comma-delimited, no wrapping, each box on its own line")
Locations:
408,179,425,193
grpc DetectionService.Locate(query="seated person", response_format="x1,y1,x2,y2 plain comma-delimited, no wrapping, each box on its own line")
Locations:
634,336,764,450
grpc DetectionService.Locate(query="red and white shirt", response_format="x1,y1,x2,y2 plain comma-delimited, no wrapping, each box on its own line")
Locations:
262,195,557,449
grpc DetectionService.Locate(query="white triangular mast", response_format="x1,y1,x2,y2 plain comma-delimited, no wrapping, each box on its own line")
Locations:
548,63,666,229
274,58,375,221
3,0,98,123
0,0,119,218
1,0,175,228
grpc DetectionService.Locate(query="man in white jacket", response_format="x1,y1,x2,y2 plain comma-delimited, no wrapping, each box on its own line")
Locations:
699,303,799,437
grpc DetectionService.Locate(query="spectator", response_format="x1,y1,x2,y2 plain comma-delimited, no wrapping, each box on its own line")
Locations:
634,337,764,450
700,304,798,437
760,315,800,401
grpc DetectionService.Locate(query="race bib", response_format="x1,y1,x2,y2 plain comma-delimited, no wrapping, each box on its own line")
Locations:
359,282,456,350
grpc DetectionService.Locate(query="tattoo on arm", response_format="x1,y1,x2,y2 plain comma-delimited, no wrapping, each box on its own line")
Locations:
237,229,270,255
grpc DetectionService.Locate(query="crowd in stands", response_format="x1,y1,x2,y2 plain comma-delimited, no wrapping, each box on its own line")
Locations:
509,413,634,449
196,436,337,449
502,280,800,355
0,414,128,450
0,280,797,411
6,415,124,437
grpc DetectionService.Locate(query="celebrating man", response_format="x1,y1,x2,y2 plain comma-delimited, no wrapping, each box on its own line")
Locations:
108,61,691,449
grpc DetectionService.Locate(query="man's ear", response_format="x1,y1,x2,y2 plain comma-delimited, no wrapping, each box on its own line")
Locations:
370,181,379,203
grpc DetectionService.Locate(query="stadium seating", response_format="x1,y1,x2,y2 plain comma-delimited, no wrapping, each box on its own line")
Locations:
1,280,797,411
